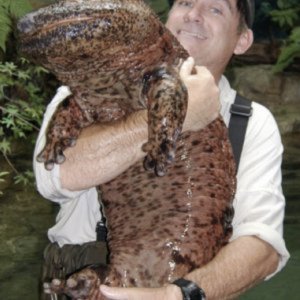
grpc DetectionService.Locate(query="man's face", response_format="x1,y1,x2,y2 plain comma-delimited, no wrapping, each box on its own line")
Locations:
166,0,251,79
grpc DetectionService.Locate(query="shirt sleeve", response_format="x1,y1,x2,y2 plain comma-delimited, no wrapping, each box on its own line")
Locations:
33,87,101,245
230,102,290,279
33,86,86,203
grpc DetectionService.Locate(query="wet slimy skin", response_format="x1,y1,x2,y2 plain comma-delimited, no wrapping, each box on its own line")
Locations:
18,1,236,299
18,0,189,176
45,120,236,300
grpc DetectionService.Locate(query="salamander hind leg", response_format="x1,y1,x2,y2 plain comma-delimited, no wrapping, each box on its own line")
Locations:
142,66,188,176
45,264,108,300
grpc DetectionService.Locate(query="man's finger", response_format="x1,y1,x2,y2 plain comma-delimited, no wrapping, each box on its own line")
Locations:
179,56,195,78
194,65,212,78
100,285,128,300
99,285,167,300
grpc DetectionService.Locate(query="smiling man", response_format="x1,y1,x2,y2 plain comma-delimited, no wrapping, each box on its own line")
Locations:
165,0,253,81
34,0,289,299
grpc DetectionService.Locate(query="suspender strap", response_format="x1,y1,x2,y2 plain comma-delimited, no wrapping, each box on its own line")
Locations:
96,202,107,242
228,94,252,171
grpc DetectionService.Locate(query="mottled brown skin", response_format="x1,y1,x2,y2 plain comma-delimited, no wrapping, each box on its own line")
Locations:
48,119,236,299
101,120,236,286
18,0,189,175
18,0,236,299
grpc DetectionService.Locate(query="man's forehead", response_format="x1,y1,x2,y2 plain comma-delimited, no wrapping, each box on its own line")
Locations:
218,0,234,11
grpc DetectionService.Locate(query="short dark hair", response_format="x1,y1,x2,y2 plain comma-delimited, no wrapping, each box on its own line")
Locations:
167,0,255,29
237,0,255,29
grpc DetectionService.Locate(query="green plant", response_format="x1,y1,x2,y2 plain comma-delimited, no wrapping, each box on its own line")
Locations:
145,0,170,22
0,0,33,53
270,0,300,72
0,58,53,194
0,171,9,195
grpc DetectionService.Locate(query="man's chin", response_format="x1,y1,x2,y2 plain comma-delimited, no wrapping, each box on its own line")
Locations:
177,37,206,54
180,43,203,60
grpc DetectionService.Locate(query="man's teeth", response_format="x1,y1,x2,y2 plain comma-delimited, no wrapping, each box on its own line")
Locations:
180,30,206,39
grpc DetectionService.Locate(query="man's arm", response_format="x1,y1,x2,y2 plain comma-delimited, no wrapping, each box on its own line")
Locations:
60,58,220,190
185,236,279,299
100,236,279,300
60,110,148,190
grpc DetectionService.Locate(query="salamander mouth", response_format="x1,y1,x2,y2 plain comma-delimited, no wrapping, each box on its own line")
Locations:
18,13,100,37
17,0,149,39
17,0,131,36
39,16,95,34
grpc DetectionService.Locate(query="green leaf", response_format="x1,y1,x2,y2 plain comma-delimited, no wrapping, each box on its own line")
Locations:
290,26,300,41
4,105,18,115
271,2,300,72
270,6,300,28
32,65,49,76
273,40,300,72
0,171,9,181
0,0,33,52
2,114,15,126
0,0,10,9
277,0,284,9
0,171,9,195
0,62,17,76
0,9,11,52
17,71,30,81
7,0,33,18
14,170,34,186
0,138,11,155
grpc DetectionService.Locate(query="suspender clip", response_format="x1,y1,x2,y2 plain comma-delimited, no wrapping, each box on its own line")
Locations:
96,221,107,242
230,104,253,117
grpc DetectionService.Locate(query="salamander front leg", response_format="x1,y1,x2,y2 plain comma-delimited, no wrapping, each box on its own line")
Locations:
36,96,92,170
142,66,188,176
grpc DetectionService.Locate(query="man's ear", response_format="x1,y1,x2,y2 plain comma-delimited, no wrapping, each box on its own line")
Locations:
234,29,254,55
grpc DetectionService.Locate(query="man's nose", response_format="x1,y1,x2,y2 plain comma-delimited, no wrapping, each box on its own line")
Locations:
184,4,204,23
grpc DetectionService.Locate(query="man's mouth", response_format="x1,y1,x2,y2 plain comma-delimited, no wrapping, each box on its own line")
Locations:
177,30,207,40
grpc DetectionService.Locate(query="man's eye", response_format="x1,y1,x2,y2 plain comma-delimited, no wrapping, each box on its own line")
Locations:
210,7,223,15
177,1,193,7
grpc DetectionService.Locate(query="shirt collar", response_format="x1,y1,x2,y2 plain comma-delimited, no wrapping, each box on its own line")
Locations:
218,75,237,125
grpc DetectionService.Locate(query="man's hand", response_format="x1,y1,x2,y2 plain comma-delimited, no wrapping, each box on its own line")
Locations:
180,57,220,132
100,284,182,300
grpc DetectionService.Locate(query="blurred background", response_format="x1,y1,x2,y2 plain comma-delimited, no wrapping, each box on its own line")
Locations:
0,0,299,299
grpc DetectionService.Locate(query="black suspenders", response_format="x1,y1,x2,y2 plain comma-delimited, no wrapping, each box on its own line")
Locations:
96,200,108,242
228,94,253,171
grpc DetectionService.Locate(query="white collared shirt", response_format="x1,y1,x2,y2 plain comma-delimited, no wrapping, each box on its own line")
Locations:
33,76,290,279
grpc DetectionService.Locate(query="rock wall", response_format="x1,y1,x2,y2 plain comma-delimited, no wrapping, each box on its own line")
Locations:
227,64,300,135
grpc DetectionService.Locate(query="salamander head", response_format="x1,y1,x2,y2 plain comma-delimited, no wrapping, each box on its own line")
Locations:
17,0,156,81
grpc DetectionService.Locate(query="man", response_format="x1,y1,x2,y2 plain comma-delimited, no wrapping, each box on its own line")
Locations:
35,0,290,299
